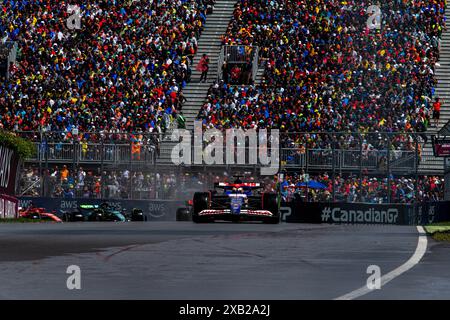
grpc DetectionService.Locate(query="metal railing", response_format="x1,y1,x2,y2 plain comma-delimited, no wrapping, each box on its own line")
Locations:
281,149,417,173
252,46,260,81
217,45,225,81
31,142,157,167
17,130,439,174
17,130,444,203
217,45,259,82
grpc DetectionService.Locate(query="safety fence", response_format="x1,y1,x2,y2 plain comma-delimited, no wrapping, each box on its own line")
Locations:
28,142,157,166
16,131,440,177
18,167,216,201
281,149,418,173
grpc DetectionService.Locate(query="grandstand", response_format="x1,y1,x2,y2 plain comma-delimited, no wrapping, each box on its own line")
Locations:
0,0,448,203
426,9,450,173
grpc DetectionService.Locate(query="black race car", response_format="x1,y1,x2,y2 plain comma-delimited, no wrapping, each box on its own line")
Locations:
176,200,193,221
192,177,280,224
62,203,145,222
126,208,147,221
62,204,126,222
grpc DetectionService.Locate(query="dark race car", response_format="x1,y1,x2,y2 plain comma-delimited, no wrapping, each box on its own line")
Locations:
62,204,127,222
125,208,147,221
176,200,193,221
192,177,280,224
63,203,146,222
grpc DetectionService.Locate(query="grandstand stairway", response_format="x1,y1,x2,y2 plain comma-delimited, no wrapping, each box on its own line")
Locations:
156,0,236,165
420,7,450,175
255,66,265,85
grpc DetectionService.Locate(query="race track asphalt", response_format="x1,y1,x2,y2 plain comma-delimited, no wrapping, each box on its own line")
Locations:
0,221,448,299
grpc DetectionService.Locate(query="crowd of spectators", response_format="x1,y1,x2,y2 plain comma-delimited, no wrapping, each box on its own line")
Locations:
6,0,449,204
197,0,446,151
275,172,444,203
20,165,444,203
20,165,220,200
0,0,214,138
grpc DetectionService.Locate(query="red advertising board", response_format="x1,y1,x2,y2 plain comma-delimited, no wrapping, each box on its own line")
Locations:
432,137,450,157
0,194,18,219
0,145,20,195
0,145,19,219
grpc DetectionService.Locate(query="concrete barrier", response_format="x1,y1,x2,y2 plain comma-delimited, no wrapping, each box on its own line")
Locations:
284,200,450,225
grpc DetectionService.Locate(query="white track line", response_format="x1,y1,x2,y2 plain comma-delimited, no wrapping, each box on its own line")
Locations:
335,226,428,300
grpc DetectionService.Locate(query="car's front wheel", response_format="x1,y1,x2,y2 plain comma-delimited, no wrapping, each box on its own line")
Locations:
262,193,280,224
176,208,191,221
192,192,211,223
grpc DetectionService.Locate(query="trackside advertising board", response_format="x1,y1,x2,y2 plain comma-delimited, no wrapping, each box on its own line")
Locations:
285,201,450,225
0,194,18,219
0,145,20,219
416,201,450,225
285,202,416,225
0,145,19,196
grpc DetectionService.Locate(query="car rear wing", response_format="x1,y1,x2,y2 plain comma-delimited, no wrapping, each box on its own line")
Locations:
214,182,263,189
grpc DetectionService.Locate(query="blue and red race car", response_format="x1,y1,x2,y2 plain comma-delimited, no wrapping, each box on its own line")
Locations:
192,177,280,224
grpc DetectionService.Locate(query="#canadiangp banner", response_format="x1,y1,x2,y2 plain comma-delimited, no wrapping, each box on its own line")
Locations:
286,201,417,225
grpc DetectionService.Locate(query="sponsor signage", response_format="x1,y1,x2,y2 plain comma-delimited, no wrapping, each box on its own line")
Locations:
0,194,18,219
416,201,450,225
285,201,415,225
19,197,184,221
284,200,450,225
0,145,19,219
320,206,399,224
0,145,19,196
432,137,450,157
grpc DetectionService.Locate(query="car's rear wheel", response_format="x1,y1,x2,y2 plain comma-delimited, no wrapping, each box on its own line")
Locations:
262,193,280,224
192,192,211,223
176,208,191,221
132,209,145,221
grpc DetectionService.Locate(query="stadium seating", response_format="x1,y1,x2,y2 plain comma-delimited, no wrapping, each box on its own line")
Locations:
0,0,215,138
197,0,446,148
3,0,447,202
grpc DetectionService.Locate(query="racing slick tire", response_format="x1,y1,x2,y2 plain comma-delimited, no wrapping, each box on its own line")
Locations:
62,213,70,222
176,208,191,221
192,192,211,223
131,208,146,221
262,193,280,224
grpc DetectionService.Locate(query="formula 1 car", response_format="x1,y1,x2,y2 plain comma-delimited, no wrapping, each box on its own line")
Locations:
19,207,62,223
192,177,280,224
62,204,127,222
176,200,193,221
125,208,146,221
